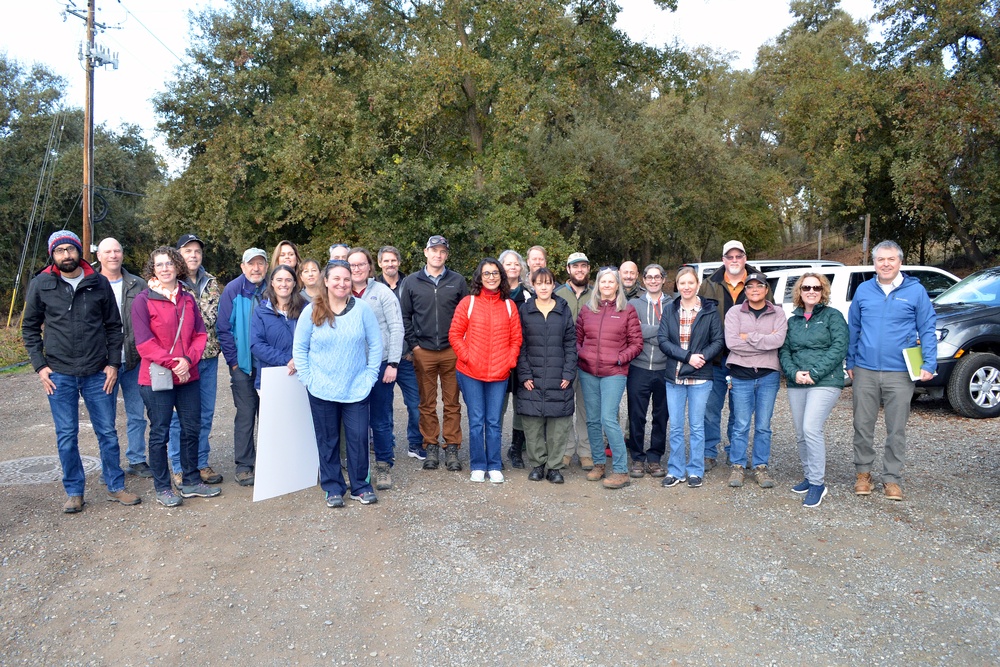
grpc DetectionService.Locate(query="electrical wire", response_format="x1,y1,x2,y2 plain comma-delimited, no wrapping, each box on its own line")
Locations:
115,0,184,64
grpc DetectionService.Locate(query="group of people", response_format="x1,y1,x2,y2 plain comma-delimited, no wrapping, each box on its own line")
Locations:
22,228,935,513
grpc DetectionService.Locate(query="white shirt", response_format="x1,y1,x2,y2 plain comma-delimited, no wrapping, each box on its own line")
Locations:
878,272,904,296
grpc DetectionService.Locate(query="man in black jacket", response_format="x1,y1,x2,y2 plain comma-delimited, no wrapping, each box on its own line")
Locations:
399,235,470,471
22,230,140,513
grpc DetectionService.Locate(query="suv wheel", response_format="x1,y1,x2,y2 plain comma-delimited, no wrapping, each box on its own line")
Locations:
946,352,1000,419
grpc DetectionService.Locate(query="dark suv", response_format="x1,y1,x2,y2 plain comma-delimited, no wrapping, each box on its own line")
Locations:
918,267,1000,418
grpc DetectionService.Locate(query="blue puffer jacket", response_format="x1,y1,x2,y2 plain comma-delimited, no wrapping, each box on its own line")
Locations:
847,274,937,374
250,299,299,389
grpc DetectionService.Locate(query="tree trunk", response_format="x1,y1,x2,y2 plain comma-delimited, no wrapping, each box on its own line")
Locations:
942,189,986,265
454,13,485,189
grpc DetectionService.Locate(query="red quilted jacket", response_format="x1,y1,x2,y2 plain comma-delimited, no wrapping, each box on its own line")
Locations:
576,300,643,377
449,290,522,382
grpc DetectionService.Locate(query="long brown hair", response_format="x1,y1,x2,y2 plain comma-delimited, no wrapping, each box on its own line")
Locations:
311,260,351,327
263,265,307,320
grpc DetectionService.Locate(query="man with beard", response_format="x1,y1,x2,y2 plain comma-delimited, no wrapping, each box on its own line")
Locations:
619,261,645,300
218,247,268,486
554,252,595,470
23,230,140,512
697,240,772,471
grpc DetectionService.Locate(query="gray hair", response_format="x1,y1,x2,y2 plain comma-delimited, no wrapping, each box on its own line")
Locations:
498,249,530,291
871,240,904,264
587,267,628,313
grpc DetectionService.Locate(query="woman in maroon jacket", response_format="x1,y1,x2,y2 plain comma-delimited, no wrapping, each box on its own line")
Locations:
132,246,219,507
576,267,643,489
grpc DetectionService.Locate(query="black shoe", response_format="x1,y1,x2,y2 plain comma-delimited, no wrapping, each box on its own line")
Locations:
508,430,526,468
444,445,462,471
661,475,685,488
687,476,703,488
545,469,564,484
423,444,440,470
528,465,545,481
126,461,153,478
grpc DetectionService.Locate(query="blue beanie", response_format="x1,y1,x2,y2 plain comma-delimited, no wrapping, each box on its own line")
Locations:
48,230,84,256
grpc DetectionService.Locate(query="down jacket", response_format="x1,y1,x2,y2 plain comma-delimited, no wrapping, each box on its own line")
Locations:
515,296,577,418
575,300,643,378
250,299,299,390
657,297,725,382
448,290,522,382
779,303,848,388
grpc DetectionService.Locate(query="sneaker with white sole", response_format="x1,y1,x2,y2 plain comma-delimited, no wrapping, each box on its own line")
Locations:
791,479,810,494
488,470,504,484
179,482,222,498
350,491,378,504
470,470,486,483
803,484,828,508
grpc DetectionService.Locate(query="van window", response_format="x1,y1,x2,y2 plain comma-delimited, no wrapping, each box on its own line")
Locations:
909,271,957,298
846,271,876,301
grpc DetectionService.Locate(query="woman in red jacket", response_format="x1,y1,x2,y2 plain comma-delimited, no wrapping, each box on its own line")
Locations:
132,246,219,507
449,258,522,484
576,267,643,489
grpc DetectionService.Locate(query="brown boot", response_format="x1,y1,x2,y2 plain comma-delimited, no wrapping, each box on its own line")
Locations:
854,472,873,496
563,455,572,468
883,482,903,501
62,495,84,513
580,456,595,471
586,464,606,481
107,489,141,505
603,472,631,489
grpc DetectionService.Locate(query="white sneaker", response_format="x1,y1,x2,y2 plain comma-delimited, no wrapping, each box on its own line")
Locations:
470,470,486,483
488,470,505,484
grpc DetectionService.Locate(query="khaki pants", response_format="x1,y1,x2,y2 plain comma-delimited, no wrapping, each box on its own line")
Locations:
412,347,463,447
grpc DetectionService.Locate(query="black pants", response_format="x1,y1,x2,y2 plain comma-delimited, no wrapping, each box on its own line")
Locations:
626,365,668,463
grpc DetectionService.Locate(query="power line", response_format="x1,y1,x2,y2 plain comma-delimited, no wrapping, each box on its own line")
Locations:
115,0,184,64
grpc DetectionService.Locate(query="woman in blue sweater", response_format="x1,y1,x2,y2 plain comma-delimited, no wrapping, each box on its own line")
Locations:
251,265,307,390
293,260,382,507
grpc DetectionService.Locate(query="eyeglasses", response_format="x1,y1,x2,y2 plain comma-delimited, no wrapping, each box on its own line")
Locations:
644,275,663,281
745,283,767,290
724,253,746,261
349,262,369,270
800,284,823,292
155,261,175,269
481,270,501,278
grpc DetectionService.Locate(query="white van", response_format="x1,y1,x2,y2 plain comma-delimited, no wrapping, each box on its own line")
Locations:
765,265,960,320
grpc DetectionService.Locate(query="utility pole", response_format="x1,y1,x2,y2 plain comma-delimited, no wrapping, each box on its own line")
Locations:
65,1,117,261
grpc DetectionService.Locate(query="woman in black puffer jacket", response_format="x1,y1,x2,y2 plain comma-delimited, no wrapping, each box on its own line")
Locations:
515,268,577,483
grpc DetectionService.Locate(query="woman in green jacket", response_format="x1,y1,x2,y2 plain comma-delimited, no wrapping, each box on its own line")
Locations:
778,273,848,508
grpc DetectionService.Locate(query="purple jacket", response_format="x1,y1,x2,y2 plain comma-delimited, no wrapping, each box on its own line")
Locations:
724,301,787,373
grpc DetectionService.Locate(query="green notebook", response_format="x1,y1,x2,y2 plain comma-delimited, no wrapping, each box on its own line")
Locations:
902,346,923,381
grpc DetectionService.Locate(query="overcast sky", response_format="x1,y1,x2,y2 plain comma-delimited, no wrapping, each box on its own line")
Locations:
2,0,877,151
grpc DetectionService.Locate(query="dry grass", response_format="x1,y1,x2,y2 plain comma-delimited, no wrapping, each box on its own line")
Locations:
0,326,29,369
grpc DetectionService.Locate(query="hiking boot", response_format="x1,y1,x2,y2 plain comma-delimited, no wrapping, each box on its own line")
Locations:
754,465,775,489
507,430,526,469
803,484,828,508
350,490,378,505
854,472,873,496
179,482,222,498
375,461,393,490
155,489,183,507
629,460,646,478
63,495,84,513
107,489,141,505
704,457,717,472
171,472,183,489
791,479,810,494
586,464,606,481
728,465,745,488
646,461,666,478
126,461,153,478
579,457,595,471
603,472,630,489
235,470,255,487
423,444,440,470
883,482,903,501
444,445,462,471
200,467,223,484
407,445,427,461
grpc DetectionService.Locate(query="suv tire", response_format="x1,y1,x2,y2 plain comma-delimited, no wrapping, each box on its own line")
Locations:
946,352,1000,419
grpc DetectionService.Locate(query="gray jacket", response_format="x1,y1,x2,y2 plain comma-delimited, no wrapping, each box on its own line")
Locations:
358,278,404,363
119,268,145,370
628,292,672,371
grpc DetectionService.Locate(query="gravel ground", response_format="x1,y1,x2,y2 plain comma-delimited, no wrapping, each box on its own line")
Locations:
1,363,998,666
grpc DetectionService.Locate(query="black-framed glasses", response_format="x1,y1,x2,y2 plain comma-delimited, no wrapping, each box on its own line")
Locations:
644,274,663,281
481,270,501,278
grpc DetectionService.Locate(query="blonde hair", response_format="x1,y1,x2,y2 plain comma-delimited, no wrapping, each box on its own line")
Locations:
675,265,699,285
587,268,627,312
791,273,831,309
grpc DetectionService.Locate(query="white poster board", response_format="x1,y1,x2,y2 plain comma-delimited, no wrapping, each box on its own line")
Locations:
253,367,320,502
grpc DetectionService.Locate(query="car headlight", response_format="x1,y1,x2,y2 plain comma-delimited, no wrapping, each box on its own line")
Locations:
935,328,948,341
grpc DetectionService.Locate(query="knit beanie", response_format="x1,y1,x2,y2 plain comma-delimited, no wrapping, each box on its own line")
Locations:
48,230,84,256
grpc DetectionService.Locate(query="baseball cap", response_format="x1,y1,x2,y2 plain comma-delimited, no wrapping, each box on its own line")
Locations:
566,252,589,266
176,233,204,249
745,272,768,286
242,248,267,263
722,240,746,256
426,235,449,250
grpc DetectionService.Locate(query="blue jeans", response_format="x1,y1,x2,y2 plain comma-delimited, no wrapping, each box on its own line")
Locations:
457,371,507,472
577,370,629,474
168,356,219,471
704,360,735,459
395,358,422,449
48,370,125,495
141,381,201,492
370,360,397,466
114,363,148,465
308,393,372,498
665,380,713,479
728,372,781,468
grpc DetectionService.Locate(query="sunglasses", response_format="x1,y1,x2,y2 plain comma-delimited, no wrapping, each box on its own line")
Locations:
800,284,823,292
